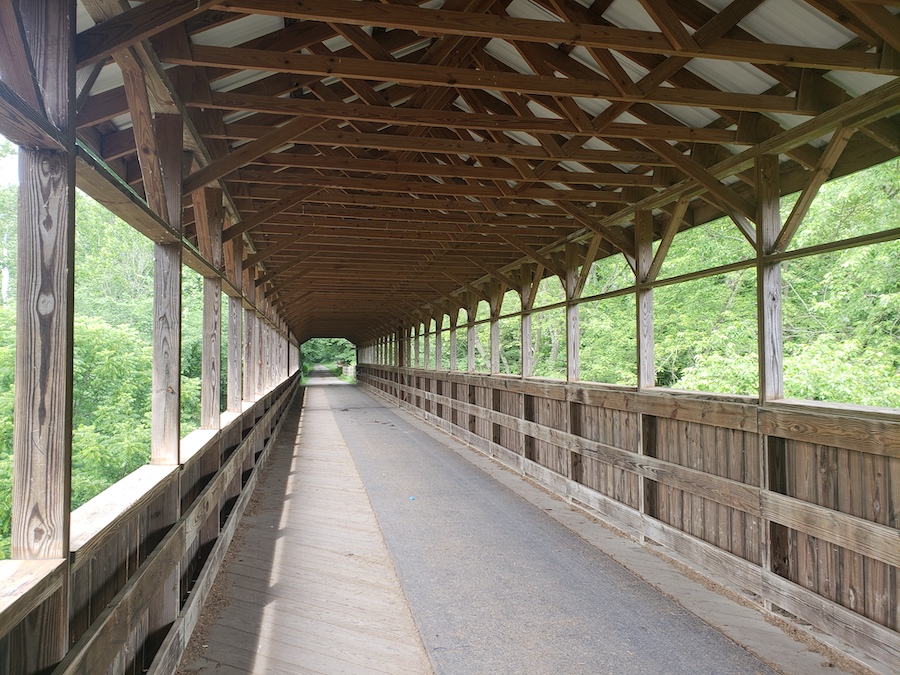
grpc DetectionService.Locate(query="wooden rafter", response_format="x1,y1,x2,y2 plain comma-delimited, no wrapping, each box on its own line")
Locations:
53,0,900,345
773,126,856,253
218,0,895,73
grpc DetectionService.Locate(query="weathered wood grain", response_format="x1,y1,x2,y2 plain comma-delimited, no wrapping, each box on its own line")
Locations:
0,560,66,639
12,147,74,563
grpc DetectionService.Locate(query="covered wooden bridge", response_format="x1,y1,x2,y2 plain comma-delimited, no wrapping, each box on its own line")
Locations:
0,0,898,672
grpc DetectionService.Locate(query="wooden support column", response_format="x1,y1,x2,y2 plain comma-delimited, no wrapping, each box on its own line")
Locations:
521,267,537,378
258,318,268,394
397,324,406,368
9,4,76,665
757,154,784,402
414,322,421,367
225,236,243,412
635,210,655,390
466,296,478,373
12,0,76,570
489,284,503,375
634,211,657,537
449,307,460,371
565,244,580,382
151,116,184,463
756,154,783,605
243,267,257,402
435,313,443,370
424,319,432,369
194,187,223,429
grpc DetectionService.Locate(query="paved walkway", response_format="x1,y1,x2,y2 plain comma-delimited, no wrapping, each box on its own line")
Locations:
181,374,849,675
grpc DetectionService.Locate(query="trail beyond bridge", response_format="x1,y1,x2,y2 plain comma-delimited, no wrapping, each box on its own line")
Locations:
180,374,851,674
0,1,897,674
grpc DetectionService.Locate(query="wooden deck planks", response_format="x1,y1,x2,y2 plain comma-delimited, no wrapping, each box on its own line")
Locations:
178,386,433,675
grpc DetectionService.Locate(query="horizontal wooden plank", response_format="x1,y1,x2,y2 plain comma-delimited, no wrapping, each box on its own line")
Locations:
70,465,179,570
574,387,758,431
0,79,66,151
0,559,66,639
761,492,900,568
390,379,762,515
179,429,219,465
759,405,900,457
75,146,178,244
761,570,900,668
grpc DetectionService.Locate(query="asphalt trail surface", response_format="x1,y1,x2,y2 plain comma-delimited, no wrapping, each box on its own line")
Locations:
323,383,775,675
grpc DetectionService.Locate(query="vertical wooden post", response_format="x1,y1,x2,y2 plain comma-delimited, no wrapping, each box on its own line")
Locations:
634,211,656,538
489,284,503,375
9,5,76,665
151,116,185,464
195,188,223,429
405,324,412,367
565,244,580,382
449,307,460,371
12,2,76,566
424,319,432,369
635,210,655,390
414,322,421,367
757,155,784,403
243,266,257,402
435,313,443,370
521,268,535,378
466,296,478,373
225,237,243,412
756,154,783,607
258,318,267,394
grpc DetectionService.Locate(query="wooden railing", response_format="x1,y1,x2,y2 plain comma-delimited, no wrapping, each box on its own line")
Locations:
0,374,301,675
359,365,899,671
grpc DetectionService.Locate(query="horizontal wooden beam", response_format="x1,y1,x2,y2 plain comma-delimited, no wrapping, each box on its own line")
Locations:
218,0,893,74
231,170,625,203
121,123,668,166
189,92,757,140
253,152,665,186
161,45,812,114
0,79,66,150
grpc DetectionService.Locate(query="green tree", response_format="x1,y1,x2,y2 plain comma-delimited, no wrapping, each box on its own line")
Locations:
302,337,356,370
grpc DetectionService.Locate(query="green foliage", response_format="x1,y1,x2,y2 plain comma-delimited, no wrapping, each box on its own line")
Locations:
181,267,204,436
655,270,758,394
531,307,567,379
787,158,899,248
781,241,900,406
0,178,17,307
498,316,521,375
579,295,637,386
302,337,356,368
0,188,157,558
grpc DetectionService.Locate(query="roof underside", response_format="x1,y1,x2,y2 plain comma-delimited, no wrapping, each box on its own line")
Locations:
72,0,900,343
